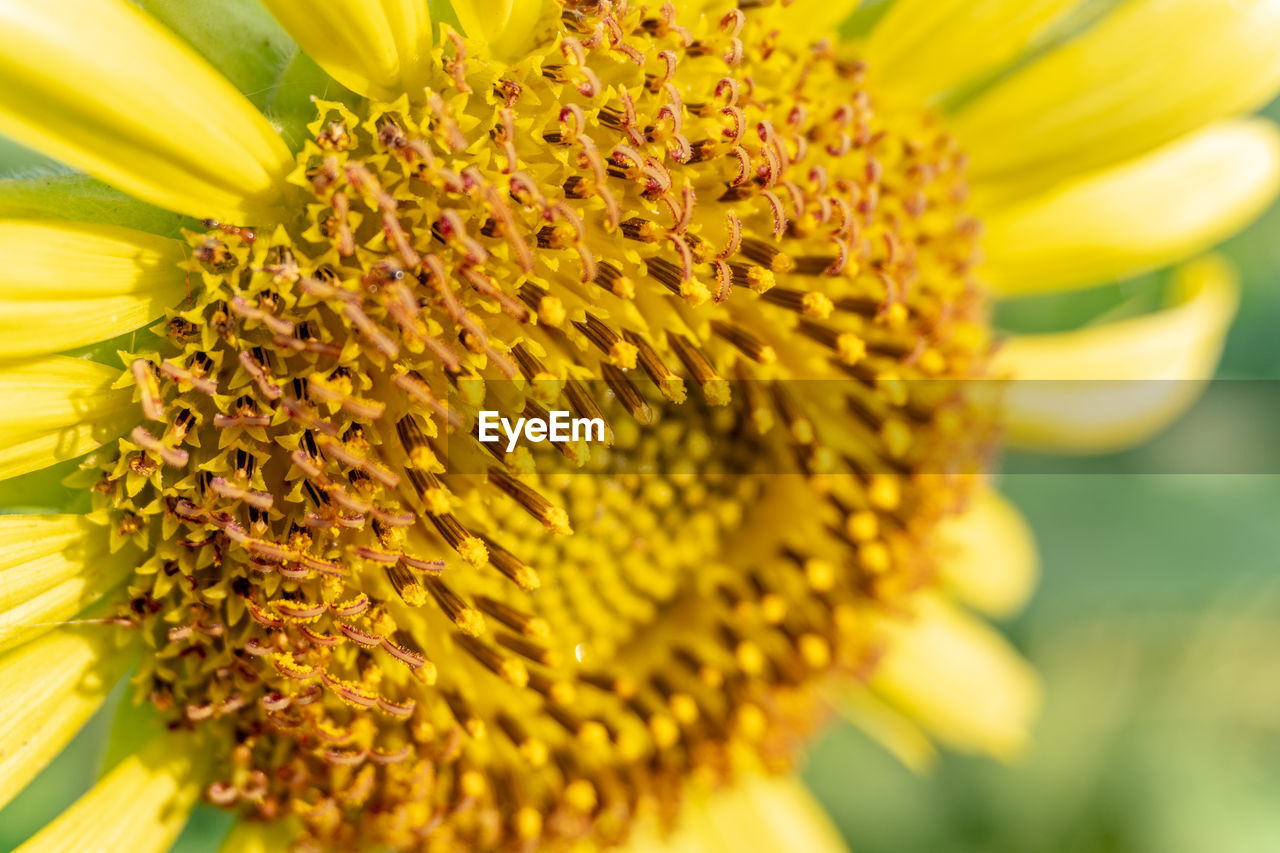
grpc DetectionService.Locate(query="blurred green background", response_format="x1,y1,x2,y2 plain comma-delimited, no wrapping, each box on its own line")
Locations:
1,87,1278,853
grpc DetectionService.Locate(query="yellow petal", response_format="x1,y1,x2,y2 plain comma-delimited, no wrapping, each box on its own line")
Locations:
15,730,202,853
0,624,131,811
955,0,1280,202
865,0,1080,103
935,489,1038,618
668,0,717,18
450,0,516,46
0,357,133,481
450,0,554,61
0,220,188,359
871,594,1042,761
995,255,1239,453
624,773,849,853
0,514,126,653
985,120,1280,295
0,0,292,220
823,680,939,773
133,0,296,112
261,0,433,100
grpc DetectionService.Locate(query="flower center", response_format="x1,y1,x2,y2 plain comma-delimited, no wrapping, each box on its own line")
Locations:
94,1,990,850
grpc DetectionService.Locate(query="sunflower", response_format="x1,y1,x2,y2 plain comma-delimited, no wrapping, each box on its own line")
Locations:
1,0,1277,851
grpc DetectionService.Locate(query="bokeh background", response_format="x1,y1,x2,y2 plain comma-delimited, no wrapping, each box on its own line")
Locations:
1,91,1277,853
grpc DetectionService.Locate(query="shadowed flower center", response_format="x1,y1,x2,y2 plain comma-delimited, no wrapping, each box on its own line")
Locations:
93,2,991,850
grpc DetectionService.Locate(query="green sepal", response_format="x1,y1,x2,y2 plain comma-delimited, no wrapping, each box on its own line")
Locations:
98,680,166,776
135,0,295,114
267,50,355,150
0,173,191,236
429,0,466,37
0,457,92,515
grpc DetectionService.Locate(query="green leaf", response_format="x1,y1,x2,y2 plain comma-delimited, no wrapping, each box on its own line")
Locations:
0,457,91,515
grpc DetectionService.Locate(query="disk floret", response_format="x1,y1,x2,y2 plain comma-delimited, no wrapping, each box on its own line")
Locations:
94,1,991,850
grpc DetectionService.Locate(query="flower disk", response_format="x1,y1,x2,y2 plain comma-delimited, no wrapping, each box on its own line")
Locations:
94,2,993,850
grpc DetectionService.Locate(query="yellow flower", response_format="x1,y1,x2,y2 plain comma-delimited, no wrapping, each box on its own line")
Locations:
0,1,1277,851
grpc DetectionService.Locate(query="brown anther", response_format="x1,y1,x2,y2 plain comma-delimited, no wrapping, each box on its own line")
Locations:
711,320,777,365
667,332,731,405
572,314,637,369
474,596,550,639
739,237,795,272
236,349,281,400
593,262,635,299
481,539,540,591
487,469,572,534
423,576,486,636
601,363,653,425
622,330,687,403
646,256,704,302
496,632,559,668
456,634,529,687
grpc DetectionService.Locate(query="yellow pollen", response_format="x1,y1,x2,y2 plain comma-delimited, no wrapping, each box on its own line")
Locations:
802,292,834,318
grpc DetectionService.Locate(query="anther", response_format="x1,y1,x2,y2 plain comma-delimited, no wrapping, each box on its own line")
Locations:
487,469,572,534
474,595,550,639
710,320,777,364
602,364,653,425
620,217,660,243
456,634,529,687
667,332,730,405
572,314,637,369
622,330,687,403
